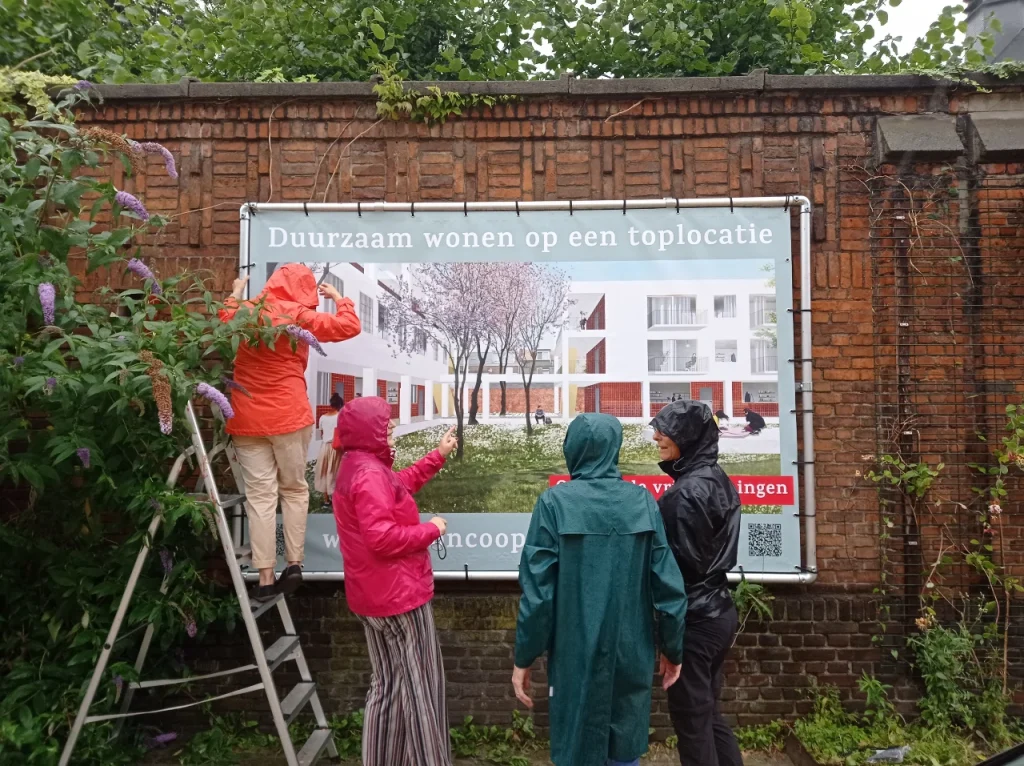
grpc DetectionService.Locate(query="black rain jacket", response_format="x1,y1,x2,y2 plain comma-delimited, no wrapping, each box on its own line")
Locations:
651,400,741,622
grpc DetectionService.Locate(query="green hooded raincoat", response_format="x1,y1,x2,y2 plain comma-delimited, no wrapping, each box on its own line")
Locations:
514,414,689,766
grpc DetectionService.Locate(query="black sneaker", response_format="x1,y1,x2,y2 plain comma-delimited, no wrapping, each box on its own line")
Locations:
249,583,276,604
276,564,303,596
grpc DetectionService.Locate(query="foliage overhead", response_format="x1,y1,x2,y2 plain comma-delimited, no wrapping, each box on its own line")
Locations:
0,0,1015,84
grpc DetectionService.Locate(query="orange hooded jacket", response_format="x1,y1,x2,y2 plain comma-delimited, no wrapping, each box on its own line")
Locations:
218,264,361,437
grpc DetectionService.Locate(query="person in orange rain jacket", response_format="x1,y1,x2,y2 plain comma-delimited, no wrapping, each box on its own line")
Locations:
219,263,361,603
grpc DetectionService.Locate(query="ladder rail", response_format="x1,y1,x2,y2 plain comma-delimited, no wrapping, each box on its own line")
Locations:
60,401,334,766
276,600,339,759
182,402,300,766
58,511,163,766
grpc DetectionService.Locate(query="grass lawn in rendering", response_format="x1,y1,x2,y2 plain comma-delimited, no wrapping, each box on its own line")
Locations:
391,423,782,516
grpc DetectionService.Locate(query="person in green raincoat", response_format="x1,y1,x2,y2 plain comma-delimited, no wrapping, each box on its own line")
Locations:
512,413,689,766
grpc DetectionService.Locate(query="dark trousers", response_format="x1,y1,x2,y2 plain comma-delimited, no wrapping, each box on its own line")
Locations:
667,606,743,766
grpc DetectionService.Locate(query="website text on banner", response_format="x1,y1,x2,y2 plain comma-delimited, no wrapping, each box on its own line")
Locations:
548,475,795,505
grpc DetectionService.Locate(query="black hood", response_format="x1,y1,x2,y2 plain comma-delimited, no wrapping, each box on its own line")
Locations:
650,399,720,479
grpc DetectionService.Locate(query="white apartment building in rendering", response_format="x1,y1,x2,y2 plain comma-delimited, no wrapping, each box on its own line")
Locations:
553,275,780,421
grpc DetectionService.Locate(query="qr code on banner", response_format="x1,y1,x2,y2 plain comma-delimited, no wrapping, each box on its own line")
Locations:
748,523,783,558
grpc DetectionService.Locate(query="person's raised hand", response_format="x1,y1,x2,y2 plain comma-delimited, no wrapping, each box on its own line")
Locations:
429,516,447,535
660,654,681,690
512,666,533,709
437,426,458,458
231,274,249,299
318,283,343,304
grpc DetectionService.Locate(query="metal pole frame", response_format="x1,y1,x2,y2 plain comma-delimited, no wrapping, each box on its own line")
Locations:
238,197,817,586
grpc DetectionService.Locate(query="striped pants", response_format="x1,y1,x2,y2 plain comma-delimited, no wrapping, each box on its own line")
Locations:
360,602,452,766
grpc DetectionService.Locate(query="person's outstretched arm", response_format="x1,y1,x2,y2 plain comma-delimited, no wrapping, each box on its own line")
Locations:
514,496,559,669
395,426,457,493
395,450,445,493
295,284,361,343
650,500,688,666
351,465,440,557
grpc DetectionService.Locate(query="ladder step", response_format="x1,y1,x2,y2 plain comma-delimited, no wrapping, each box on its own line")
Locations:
251,593,284,619
281,681,317,723
297,728,333,766
187,493,245,508
129,663,257,689
235,544,251,567
265,635,300,673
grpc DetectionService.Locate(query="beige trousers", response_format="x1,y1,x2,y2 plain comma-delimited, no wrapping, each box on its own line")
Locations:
233,425,313,569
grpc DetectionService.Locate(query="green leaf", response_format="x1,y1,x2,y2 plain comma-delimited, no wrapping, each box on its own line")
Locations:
370,23,386,40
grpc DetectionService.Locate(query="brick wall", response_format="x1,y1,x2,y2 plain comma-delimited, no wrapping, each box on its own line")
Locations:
77,74,1024,729
488,384,555,414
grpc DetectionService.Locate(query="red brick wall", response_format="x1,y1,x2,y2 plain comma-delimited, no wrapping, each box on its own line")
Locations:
75,77,1024,726
586,296,606,330
489,385,555,414
585,339,606,374
690,381,725,413
577,382,642,417
329,373,356,403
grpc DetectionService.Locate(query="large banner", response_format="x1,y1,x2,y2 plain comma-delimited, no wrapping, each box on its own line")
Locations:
240,202,801,576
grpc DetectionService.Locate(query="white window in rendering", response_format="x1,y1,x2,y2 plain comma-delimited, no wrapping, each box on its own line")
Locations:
360,293,374,334
713,295,737,319
715,340,738,363
750,339,778,374
316,371,331,406
377,302,388,338
648,339,705,373
749,295,777,329
321,272,344,314
414,328,428,356
411,386,420,405
647,296,706,328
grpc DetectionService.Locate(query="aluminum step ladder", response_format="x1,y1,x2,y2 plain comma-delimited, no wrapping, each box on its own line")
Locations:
59,401,337,766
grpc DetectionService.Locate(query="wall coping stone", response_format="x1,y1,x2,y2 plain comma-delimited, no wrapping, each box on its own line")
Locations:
88,71,1024,102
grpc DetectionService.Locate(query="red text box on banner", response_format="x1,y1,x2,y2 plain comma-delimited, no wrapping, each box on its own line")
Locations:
547,475,795,506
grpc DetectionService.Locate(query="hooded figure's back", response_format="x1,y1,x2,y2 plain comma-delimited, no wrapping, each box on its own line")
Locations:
514,414,687,766
218,263,360,436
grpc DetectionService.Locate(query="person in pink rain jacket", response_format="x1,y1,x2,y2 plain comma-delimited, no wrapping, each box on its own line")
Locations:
331,396,457,766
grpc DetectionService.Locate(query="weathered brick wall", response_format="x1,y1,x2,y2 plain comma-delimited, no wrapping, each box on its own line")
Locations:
79,74,1024,729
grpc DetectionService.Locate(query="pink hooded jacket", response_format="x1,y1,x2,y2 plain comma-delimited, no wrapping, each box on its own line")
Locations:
332,397,445,617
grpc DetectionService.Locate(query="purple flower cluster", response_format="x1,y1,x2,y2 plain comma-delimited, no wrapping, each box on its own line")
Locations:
113,675,124,695
13,356,24,368
196,382,235,419
185,617,197,638
285,324,326,357
221,376,252,398
45,377,57,393
76,447,91,469
114,190,150,221
38,283,56,325
159,548,173,574
74,81,94,91
126,258,162,295
134,141,179,179
145,733,177,750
